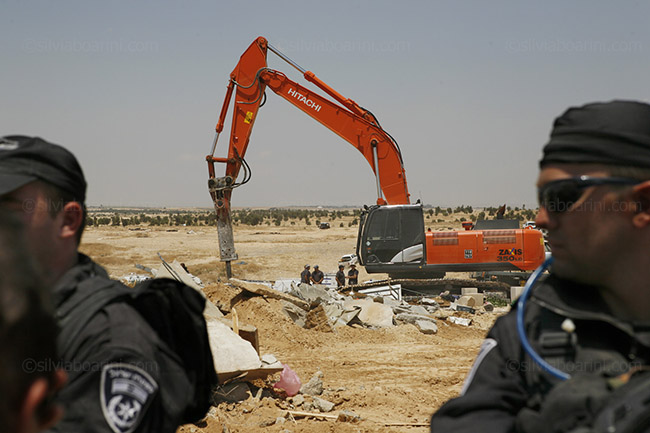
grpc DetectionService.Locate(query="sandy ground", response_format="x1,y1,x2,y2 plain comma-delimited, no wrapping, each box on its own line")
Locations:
80,217,504,433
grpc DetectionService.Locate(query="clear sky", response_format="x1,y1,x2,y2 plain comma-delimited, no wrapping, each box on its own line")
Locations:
2,0,649,208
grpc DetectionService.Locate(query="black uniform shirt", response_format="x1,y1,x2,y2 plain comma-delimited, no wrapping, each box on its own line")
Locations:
335,270,345,287
430,275,650,432
311,269,324,284
300,269,311,284
47,254,193,433
347,268,359,285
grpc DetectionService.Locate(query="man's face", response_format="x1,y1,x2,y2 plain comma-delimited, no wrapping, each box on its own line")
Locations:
0,182,62,279
535,163,636,286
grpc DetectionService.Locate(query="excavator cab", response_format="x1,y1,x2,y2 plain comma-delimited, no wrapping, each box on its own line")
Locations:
357,204,439,278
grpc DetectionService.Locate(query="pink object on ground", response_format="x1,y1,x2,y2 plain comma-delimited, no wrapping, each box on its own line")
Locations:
273,364,301,396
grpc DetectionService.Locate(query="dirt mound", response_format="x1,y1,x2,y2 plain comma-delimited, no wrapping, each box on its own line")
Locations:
195,282,494,433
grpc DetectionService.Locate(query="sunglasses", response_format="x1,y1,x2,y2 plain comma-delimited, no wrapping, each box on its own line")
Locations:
537,176,639,214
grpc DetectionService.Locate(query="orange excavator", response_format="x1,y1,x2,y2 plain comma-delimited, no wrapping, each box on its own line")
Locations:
206,36,545,279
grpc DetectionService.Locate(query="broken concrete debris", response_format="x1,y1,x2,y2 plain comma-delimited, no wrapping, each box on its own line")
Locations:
322,303,363,328
448,316,472,327
415,320,438,334
210,275,504,413
289,283,338,308
261,278,444,332
337,410,362,423
357,283,402,301
289,394,305,407
344,298,395,328
311,396,335,413
207,319,265,380
282,301,309,328
230,278,310,311
449,301,475,314
300,371,324,396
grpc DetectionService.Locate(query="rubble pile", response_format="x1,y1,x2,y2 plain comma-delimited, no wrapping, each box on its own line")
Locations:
134,260,507,433
259,280,440,333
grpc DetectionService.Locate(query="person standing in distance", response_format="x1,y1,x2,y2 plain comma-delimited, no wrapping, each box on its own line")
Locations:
335,265,346,288
347,264,359,286
300,264,311,284
311,265,324,285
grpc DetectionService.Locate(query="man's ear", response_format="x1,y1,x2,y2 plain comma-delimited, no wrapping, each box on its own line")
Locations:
18,377,48,433
60,201,83,240
631,181,650,228
18,369,67,432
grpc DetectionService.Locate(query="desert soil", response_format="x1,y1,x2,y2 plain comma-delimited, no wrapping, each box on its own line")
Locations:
80,215,504,433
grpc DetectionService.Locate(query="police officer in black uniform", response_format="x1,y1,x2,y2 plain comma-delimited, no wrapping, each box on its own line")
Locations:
300,264,311,284
0,136,211,433
335,265,346,288
347,264,359,285
431,101,650,432
311,265,324,284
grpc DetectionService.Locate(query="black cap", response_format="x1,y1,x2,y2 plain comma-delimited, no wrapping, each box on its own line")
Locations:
0,136,86,202
540,100,650,169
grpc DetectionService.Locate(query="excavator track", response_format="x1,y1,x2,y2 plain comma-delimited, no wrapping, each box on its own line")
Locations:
346,278,511,296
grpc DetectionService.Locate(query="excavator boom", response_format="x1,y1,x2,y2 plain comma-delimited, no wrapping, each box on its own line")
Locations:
207,37,410,275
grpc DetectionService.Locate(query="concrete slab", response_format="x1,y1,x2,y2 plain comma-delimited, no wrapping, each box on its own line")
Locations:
511,286,525,301
395,313,437,325
415,320,438,334
457,295,477,307
448,316,472,327
344,299,394,328
206,319,263,382
461,287,478,295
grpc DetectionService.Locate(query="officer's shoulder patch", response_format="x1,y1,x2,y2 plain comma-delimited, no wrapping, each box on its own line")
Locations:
100,363,159,433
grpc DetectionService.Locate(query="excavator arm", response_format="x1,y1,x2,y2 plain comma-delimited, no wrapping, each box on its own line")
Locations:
207,36,410,276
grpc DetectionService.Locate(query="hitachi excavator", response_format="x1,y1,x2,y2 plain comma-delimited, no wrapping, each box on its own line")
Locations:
206,36,545,280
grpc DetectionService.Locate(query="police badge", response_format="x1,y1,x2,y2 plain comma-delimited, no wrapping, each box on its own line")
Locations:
100,363,159,433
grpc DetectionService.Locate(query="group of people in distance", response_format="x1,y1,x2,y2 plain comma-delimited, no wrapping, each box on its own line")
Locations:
5,99,650,432
300,263,359,287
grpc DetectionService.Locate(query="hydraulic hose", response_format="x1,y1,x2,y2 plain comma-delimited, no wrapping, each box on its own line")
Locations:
516,256,571,381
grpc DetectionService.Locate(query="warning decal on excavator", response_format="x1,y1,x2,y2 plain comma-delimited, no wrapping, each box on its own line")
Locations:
244,111,254,124
464,249,473,259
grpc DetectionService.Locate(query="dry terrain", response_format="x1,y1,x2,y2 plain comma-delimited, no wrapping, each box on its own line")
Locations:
80,210,507,433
